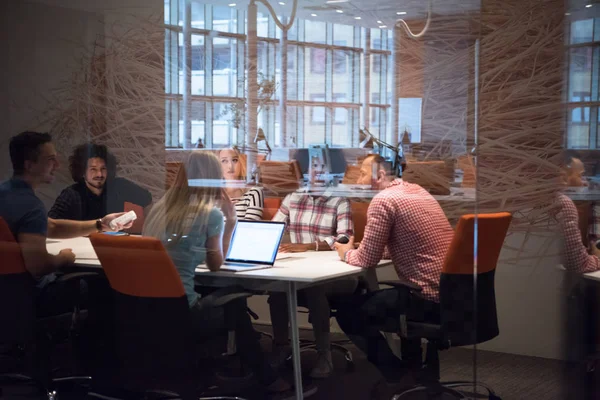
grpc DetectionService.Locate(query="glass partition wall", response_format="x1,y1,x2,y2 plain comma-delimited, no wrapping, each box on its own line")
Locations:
164,0,578,398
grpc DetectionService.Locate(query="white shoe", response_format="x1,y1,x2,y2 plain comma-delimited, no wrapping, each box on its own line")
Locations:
309,350,333,379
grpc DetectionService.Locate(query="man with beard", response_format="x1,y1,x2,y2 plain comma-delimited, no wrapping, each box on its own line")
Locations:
49,143,152,221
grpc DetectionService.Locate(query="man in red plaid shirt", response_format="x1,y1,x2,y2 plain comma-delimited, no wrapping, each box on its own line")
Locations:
333,154,453,396
558,152,600,273
268,190,356,378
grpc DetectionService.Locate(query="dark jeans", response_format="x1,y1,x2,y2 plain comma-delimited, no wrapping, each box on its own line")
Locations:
336,288,440,383
190,288,278,386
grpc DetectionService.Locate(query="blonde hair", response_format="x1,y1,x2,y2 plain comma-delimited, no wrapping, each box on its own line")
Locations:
143,151,223,246
219,147,247,180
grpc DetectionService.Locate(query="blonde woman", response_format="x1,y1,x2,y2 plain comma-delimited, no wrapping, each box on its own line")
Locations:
143,152,304,398
219,147,264,221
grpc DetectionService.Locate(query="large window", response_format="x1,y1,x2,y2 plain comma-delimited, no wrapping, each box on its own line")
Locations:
165,0,393,149
567,17,600,149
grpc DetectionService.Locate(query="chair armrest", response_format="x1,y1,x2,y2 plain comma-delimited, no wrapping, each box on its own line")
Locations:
212,292,253,307
56,272,99,283
379,279,423,292
199,285,253,308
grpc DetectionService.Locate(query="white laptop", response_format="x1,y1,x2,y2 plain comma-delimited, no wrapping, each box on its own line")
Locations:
200,220,286,272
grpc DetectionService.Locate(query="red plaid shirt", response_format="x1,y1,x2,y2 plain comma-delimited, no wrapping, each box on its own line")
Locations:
557,193,600,273
345,179,453,302
273,192,353,249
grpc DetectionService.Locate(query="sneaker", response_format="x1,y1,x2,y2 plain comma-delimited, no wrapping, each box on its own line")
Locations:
270,344,292,370
309,350,333,379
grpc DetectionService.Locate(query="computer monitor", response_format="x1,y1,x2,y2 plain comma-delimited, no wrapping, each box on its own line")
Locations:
292,146,347,176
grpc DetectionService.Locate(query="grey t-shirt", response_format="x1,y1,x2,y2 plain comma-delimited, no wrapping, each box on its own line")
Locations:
161,207,224,306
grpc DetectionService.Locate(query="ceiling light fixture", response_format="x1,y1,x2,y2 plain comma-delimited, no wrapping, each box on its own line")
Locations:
379,25,387,28
279,1,285,4
228,3,236,6
565,12,571,15
326,0,349,3
336,9,344,13
396,11,407,15
586,4,593,7
311,13,317,16
355,16,361,19
377,20,382,23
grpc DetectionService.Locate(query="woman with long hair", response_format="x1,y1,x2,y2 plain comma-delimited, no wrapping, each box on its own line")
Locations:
144,151,303,398
219,147,264,221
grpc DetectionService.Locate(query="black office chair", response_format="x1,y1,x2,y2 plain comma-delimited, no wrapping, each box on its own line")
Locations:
88,233,251,400
0,217,92,399
377,213,511,399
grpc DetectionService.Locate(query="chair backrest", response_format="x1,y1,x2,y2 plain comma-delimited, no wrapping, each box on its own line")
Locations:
263,197,282,221
0,217,35,345
350,201,369,242
342,165,361,184
123,201,145,234
440,212,512,346
402,160,453,195
88,234,192,383
165,161,182,190
258,161,302,195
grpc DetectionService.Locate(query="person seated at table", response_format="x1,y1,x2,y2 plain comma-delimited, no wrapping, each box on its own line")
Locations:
48,143,152,221
333,154,454,397
0,132,131,318
219,147,264,221
142,151,314,399
269,188,355,378
556,151,600,273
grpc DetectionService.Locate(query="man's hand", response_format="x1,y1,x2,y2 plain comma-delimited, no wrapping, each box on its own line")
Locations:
279,243,312,253
101,212,134,232
334,236,355,261
58,248,76,265
592,242,600,258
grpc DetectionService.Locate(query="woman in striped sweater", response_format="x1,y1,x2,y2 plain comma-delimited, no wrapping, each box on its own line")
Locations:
219,148,264,221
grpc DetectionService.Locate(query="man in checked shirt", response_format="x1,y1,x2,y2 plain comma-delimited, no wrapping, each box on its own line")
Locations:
333,154,454,396
557,151,600,273
268,187,355,378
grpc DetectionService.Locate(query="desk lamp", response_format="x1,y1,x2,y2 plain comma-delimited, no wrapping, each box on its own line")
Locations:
359,128,406,177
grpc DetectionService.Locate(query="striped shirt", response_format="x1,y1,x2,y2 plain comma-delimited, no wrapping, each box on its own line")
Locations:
233,187,264,221
344,179,453,302
272,192,353,249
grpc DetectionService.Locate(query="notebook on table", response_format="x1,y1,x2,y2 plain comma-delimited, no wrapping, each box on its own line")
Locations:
198,220,286,272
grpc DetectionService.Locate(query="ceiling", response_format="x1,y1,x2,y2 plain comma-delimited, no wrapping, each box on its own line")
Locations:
21,0,481,29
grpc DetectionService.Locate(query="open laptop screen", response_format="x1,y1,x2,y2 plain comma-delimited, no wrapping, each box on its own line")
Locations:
226,221,285,265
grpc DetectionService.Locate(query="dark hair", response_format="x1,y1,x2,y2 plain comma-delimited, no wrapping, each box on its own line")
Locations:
562,150,582,169
9,131,53,176
69,143,117,182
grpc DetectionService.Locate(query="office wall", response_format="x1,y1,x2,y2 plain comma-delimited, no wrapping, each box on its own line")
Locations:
0,0,105,207
1,0,165,208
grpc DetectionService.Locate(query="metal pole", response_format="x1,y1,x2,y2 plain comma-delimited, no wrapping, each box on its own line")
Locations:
182,0,192,149
363,29,370,132
246,1,259,180
279,18,288,147
286,281,304,399
391,26,399,149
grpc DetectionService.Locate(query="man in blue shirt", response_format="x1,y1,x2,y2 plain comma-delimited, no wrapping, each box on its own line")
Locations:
0,131,130,317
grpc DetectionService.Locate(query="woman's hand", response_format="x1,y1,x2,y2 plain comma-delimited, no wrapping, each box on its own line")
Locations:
220,189,237,224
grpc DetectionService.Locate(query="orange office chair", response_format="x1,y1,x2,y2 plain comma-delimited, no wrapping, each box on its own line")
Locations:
380,212,512,399
88,234,249,400
263,197,282,221
350,201,369,243
0,218,91,400
123,202,145,234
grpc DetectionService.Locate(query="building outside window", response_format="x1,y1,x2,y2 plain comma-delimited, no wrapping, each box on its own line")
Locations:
164,0,394,149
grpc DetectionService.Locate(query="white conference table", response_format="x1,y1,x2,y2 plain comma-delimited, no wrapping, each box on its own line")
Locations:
48,237,392,399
